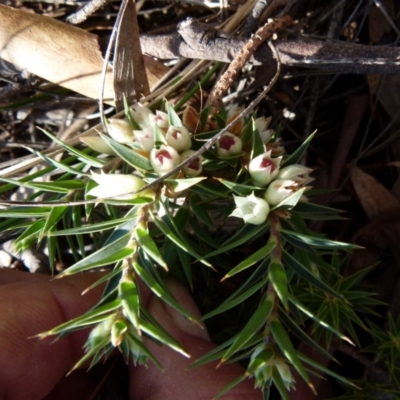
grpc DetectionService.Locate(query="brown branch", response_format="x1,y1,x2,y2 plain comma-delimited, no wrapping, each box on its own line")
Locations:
140,18,400,75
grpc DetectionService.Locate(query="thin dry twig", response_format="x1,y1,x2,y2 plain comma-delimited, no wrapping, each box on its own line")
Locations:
207,14,291,111
66,0,109,24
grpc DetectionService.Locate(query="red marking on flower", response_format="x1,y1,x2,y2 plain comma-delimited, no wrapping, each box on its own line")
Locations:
260,158,275,171
171,130,178,140
188,158,200,170
156,150,172,164
219,135,235,150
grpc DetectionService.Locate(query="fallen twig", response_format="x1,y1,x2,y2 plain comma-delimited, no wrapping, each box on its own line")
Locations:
140,18,400,75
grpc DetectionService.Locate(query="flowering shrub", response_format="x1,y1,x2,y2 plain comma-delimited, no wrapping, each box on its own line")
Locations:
0,101,362,398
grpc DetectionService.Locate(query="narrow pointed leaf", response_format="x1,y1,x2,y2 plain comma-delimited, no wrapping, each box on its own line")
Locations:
216,179,259,196
0,176,84,194
272,188,306,210
203,277,268,320
223,240,276,280
281,131,315,167
126,331,162,368
57,233,132,277
124,99,141,130
149,210,211,267
271,366,291,400
221,293,274,363
42,206,68,234
167,103,183,127
269,262,288,309
164,177,206,192
298,353,360,389
154,124,168,147
69,336,110,373
283,250,342,300
140,312,190,358
278,311,336,361
39,128,104,168
101,134,152,170
48,215,137,236
135,226,168,270
214,374,248,399
0,207,50,218
251,118,266,159
189,193,214,228
205,223,267,259
269,315,314,392
36,299,121,337
281,230,357,250
119,275,140,330
132,261,197,323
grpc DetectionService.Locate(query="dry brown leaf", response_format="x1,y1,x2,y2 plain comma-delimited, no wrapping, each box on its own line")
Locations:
351,166,400,220
0,4,168,105
114,0,150,110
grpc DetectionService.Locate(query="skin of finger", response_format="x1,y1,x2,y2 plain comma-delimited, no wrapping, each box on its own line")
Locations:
0,269,47,286
130,281,262,400
0,270,104,400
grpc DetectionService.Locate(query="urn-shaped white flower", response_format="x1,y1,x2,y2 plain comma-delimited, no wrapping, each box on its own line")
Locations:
180,150,203,177
150,110,169,131
80,136,115,155
264,179,298,206
230,192,270,225
88,172,154,200
216,132,243,157
130,103,153,127
249,151,282,186
166,125,192,152
133,127,154,151
254,116,273,143
150,145,180,175
277,164,313,185
107,119,134,143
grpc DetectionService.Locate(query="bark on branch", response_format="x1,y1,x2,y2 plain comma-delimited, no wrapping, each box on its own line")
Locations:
140,18,400,75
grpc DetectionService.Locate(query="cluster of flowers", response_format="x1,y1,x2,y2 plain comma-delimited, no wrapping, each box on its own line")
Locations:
231,154,312,225
213,107,313,226
81,103,312,222
81,103,204,200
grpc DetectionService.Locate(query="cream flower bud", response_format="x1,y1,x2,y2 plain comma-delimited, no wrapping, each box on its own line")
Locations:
230,192,270,225
88,171,154,200
180,150,203,177
166,125,192,152
277,164,313,185
150,145,180,176
130,103,153,127
150,110,169,133
249,151,281,186
133,127,154,151
80,136,115,155
264,179,298,206
216,132,242,157
254,116,273,143
274,357,294,388
107,119,134,143
88,317,114,347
